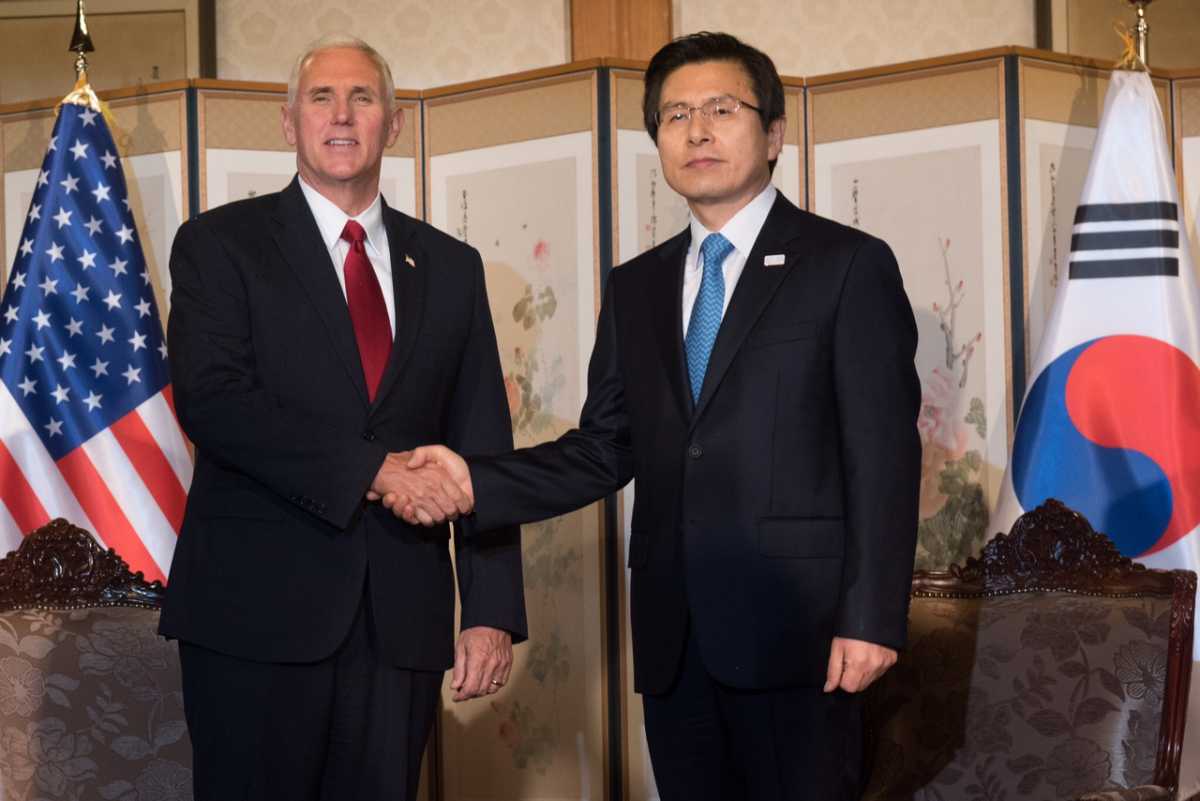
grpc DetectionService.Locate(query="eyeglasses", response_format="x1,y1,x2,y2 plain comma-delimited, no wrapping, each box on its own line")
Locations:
655,95,762,129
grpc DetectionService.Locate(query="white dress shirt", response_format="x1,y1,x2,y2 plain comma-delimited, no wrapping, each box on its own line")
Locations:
682,184,777,338
298,177,396,337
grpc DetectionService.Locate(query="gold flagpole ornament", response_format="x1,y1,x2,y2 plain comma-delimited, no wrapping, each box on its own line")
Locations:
1115,0,1154,71
59,0,104,113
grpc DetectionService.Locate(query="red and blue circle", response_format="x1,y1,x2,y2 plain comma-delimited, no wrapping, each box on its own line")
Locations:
1012,334,1200,557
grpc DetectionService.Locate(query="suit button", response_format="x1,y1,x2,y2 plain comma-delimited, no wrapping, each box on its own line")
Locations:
362,430,377,442
688,444,703,459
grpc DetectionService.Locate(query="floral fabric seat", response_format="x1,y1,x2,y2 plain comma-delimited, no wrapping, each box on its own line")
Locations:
863,500,1196,801
0,519,192,801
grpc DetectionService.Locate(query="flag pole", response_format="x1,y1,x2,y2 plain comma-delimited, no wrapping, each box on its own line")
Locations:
59,0,102,113
1130,0,1154,68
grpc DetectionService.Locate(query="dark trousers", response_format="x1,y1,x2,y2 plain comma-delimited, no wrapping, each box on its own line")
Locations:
642,629,864,801
178,587,442,801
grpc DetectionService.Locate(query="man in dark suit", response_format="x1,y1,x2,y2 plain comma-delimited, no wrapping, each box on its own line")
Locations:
403,32,921,800
160,35,527,801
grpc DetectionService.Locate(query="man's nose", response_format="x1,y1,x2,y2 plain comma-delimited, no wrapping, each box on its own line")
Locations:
686,111,712,144
332,97,353,123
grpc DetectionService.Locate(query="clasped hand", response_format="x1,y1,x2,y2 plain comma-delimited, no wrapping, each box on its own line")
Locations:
367,446,473,526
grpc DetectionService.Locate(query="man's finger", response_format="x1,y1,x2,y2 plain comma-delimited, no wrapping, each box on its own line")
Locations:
407,448,430,469
450,637,467,692
366,490,381,501
824,639,844,693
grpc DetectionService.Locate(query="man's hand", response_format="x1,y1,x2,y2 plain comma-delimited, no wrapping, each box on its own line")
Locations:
386,445,473,527
823,636,897,694
367,451,471,525
450,626,513,702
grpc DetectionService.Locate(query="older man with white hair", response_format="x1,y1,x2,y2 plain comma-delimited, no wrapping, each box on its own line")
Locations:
159,35,527,801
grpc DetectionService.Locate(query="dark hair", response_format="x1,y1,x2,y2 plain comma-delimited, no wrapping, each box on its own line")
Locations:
642,31,785,144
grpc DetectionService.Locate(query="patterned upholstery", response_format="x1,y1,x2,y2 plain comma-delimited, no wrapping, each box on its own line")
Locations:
0,520,192,800
864,500,1196,801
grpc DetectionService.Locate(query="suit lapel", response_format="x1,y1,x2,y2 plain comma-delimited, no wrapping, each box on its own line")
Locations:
369,201,426,410
271,178,370,406
690,196,807,429
650,230,693,421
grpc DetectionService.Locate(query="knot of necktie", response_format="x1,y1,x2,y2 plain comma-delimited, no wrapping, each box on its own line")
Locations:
700,233,734,275
341,219,367,250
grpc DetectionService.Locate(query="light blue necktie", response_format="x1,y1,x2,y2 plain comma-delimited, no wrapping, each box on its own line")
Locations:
685,233,735,402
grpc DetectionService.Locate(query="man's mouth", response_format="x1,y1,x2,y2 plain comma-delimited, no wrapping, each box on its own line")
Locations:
326,138,358,147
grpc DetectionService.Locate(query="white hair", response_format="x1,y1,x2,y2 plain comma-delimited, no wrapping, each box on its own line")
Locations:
286,34,395,111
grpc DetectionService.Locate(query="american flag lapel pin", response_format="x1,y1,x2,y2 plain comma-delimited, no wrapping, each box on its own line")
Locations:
763,254,786,267
404,253,416,269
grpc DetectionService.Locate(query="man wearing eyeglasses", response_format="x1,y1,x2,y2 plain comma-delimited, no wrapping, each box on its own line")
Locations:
398,31,921,800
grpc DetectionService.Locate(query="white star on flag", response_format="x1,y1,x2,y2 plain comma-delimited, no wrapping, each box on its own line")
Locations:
0,338,10,357
51,384,69,404
83,391,102,411
84,216,103,235
25,343,45,363
96,323,115,344
78,250,96,269
3,306,17,323
101,150,117,169
135,299,152,318
109,258,128,276
115,224,134,244
44,419,63,437
91,184,110,203
65,318,83,337
158,342,168,359
122,365,141,385
19,239,33,257
102,290,122,310
60,174,79,194
70,284,90,303
79,109,97,127
53,207,72,229
37,276,57,296
56,351,76,371
32,310,51,330
89,358,109,377
17,377,36,396
129,331,147,352
28,204,41,222
69,140,89,160
10,272,25,289
45,243,64,263
36,170,49,187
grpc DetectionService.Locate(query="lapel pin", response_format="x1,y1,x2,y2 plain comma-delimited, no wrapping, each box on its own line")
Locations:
404,253,416,269
763,254,786,267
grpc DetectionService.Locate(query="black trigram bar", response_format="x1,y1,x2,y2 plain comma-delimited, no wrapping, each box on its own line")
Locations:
1069,257,1179,279
1074,202,1178,223
1070,229,1180,251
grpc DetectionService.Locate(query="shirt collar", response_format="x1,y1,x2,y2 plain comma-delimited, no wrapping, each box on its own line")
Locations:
298,175,386,256
688,183,777,262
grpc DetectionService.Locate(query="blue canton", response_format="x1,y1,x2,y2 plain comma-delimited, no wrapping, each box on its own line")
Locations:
0,104,168,459
684,232,734,402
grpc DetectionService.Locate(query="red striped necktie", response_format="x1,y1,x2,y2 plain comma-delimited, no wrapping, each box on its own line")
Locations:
340,220,392,401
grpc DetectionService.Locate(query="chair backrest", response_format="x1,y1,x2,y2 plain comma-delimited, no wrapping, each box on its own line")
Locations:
0,519,191,800
864,500,1196,801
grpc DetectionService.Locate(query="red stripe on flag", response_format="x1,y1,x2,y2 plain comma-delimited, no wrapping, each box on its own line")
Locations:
0,441,51,535
57,448,166,584
110,409,187,533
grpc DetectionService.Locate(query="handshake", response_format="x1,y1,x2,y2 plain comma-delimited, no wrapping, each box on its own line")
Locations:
366,445,473,526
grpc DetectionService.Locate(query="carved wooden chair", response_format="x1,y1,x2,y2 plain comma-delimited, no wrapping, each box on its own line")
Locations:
0,519,192,800
863,500,1196,801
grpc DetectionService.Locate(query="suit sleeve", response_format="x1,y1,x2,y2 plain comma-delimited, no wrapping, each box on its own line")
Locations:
447,252,528,641
831,238,921,650
467,274,635,532
168,218,388,529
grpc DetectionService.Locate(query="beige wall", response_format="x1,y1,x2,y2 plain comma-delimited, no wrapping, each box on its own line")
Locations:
673,0,1036,77
215,0,568,88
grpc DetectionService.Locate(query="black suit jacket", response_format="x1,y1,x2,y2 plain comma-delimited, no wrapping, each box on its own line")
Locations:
469,195,919,693
160,178,527,669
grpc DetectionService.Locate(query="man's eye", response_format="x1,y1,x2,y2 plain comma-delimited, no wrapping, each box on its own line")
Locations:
712,105,733,117
667,110,689,123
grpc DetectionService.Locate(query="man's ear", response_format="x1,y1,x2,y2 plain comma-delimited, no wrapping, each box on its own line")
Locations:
386,105,404,148
281,103,297,147
766,116,786,162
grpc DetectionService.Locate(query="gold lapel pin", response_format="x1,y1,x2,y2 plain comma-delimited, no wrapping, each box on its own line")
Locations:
404,254,416,269
763,254,786,267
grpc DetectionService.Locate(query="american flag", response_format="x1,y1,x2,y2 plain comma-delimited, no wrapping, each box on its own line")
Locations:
0,100,191,583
